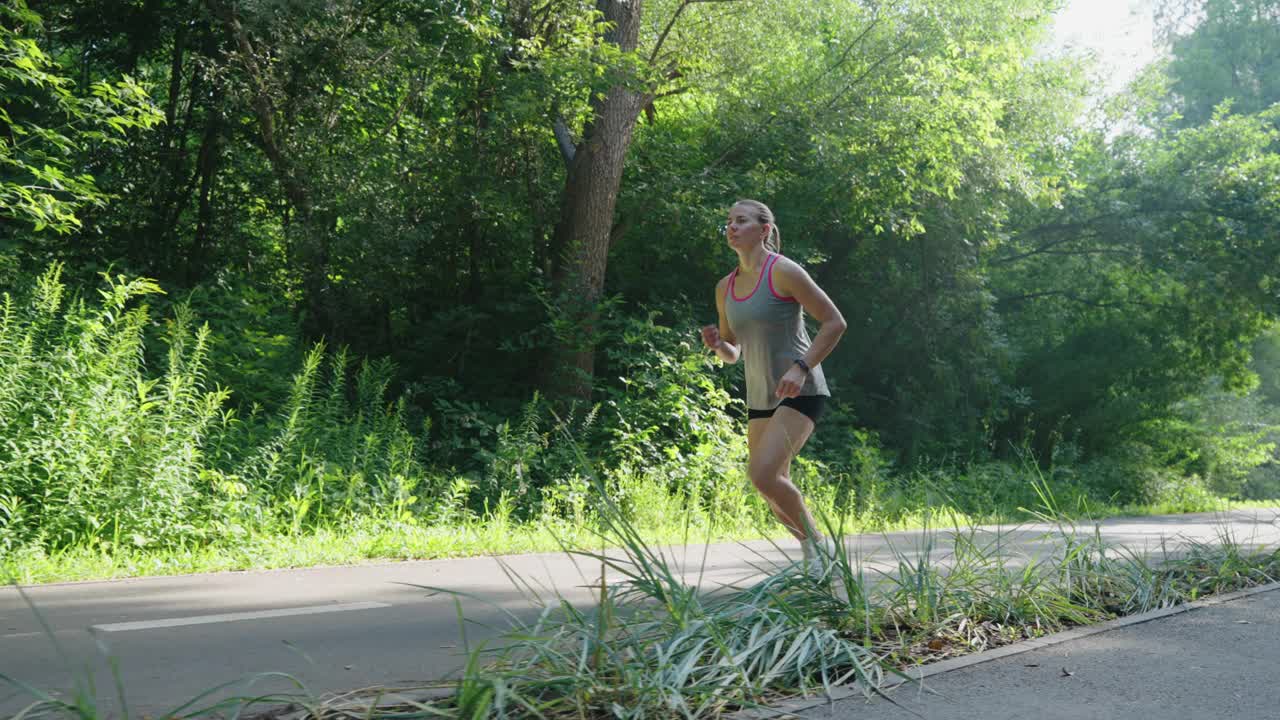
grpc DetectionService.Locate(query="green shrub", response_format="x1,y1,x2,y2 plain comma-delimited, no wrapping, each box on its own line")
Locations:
0,266,440,554
596,306,745,506
0,265,225,551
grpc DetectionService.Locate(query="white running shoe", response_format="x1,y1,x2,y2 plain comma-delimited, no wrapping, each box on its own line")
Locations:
801,535,840,577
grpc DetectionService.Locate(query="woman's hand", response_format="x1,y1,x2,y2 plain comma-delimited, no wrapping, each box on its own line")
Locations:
701,324,722,351
775,364,807,399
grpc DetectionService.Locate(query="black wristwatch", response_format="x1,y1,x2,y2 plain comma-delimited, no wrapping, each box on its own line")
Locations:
793,358,811,374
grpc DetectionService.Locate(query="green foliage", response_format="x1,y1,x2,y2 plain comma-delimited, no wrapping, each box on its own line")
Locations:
597,306,742,479
0,265,770,563
0,267,439,553
211,343,440,537
0,1,161,234
0,264,221,552
5,0,1280,569
611,0,1087,461
1160,0,1280,126
166,272,303,412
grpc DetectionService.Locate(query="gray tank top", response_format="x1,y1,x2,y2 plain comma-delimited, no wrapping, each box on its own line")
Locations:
723,253,830,411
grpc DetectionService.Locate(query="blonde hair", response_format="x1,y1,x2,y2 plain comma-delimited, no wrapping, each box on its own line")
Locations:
734,199,781,253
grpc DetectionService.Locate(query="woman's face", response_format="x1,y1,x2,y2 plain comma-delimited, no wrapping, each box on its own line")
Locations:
725,204,768,251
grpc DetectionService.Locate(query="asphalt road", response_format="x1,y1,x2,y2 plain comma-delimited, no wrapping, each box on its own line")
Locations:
3,508,1279,717
782,580,1280,720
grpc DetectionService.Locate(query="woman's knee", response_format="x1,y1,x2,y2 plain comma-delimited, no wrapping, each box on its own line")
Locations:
749,449,789,479
749,464,793,495
747,461,770,490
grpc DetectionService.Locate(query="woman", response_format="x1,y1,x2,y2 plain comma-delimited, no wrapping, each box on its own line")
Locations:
700,199,846,567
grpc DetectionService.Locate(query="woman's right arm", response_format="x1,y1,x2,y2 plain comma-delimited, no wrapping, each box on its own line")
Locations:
702,276,741,364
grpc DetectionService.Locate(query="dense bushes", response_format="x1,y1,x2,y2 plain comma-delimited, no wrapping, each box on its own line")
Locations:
0,268,758,557
0,266,434,553
5,267,1272,567
0,266,219,551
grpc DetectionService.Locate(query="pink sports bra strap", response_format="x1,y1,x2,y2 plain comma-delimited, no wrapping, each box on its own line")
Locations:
766,253,795,302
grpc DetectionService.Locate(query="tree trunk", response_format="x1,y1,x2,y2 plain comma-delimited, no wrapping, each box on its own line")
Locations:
544,0,650,401
190,81,224,284
130,21,190,276
211,0,334,339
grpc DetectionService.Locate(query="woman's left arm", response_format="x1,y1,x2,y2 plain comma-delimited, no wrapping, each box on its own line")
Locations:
772,257,847,398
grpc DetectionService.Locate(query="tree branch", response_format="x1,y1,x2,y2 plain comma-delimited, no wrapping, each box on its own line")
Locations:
701,10,895,175
648,0,691,66
987,213,1134,266
654,86,689,99
554,116,576,167
995,289,1165,310
207,0,311,214
818,40,909,116
649,0,746,66
379,4,461,141
989,199,1262,269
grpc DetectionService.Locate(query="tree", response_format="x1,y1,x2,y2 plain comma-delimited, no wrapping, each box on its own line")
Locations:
1159,0,1280,126
0,1,161,238
990,102,1280,460
540,0,750,399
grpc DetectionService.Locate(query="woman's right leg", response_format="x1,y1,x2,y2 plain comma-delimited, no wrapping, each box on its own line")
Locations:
747,409,818,541
747,418,802,539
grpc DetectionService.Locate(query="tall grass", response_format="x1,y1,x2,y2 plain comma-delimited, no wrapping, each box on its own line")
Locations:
261,437,1269,719
0,268,772,583
0,265,226,553
0,266,441,561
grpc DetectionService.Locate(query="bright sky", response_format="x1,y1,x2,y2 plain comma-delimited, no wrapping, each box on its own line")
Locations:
1045,0,1160,97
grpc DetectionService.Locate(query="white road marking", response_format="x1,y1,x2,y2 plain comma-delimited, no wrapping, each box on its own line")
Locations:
2,631,46,639
90,601,391,633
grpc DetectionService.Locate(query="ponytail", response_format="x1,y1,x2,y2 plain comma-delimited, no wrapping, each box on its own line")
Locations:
765,225,781,254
